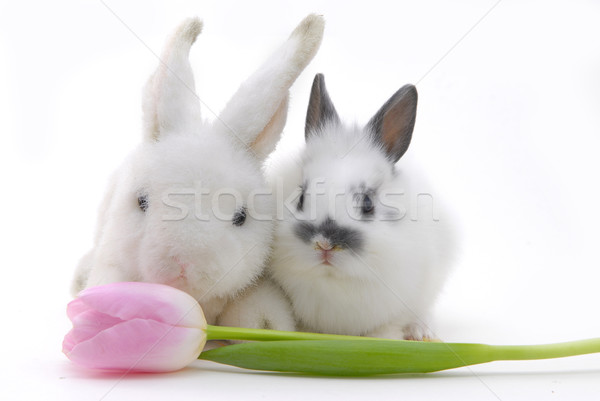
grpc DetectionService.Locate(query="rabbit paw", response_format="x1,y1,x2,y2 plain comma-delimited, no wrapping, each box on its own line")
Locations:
368,321,438,341
218,279,296,339
402,322,438,342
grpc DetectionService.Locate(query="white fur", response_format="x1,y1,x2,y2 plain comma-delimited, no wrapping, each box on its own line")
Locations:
218,279,295,332
72,15,324,331
268,121,455,340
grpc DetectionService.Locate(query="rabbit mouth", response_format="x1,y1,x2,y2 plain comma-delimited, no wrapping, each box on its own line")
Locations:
316,245,341,266
320,251,334,265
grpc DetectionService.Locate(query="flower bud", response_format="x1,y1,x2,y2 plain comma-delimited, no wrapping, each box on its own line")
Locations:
63,282,207,372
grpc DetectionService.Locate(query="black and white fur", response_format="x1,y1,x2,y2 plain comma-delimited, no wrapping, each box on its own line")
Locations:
268,74,455,340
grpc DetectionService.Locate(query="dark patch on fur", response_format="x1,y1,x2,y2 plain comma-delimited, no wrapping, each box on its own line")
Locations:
294,217,364,252
232,206,247,226
294,221,317,243
305,74,340,140
260,317,273,330
367,84,418,163
137,192,149,212
353,186,377,221
361,193,375,216
297,185,306,212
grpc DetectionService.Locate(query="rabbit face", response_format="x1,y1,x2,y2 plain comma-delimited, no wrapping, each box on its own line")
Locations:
276,125,413,282
269,74,453,337
125,134,274,300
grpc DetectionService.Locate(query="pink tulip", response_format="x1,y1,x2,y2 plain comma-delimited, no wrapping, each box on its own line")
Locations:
63,282,207,372
62,283,600,376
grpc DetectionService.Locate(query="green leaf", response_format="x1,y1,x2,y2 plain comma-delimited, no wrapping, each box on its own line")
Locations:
200,340,493,376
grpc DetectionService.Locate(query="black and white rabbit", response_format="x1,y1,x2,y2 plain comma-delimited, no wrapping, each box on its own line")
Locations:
268,74,455,340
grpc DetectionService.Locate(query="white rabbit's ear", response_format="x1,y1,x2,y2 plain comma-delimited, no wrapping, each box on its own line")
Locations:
214,14,324,160
367,84,418,163
305,73,340,140
142,18,203,141
249,93,289,158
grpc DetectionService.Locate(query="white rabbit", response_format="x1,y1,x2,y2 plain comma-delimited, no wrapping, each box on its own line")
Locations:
71,15,325,331
267,74,455,340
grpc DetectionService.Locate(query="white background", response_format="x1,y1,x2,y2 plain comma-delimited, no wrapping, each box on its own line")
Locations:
1,0,599,400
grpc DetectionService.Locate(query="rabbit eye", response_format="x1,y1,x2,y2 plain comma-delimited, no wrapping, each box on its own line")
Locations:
137,193,149,212
232,206,247,227
297,189,305,211
361,194,374,216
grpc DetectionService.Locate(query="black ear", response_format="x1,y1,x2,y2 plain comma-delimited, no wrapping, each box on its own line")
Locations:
367,84,417,163
305,74,340,140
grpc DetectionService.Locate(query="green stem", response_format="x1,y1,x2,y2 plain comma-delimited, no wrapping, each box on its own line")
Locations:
205,324,391,342
492,338,600,361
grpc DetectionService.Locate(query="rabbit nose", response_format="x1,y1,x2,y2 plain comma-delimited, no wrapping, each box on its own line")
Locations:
315,240,334,251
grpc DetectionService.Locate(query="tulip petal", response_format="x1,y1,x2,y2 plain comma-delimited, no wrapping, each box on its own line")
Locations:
62,331,77,354
66,298,92,321
66,318,206,372
75,282,205,329
63,308,125,354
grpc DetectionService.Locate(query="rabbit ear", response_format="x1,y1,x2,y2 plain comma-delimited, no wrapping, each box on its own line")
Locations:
367,84,418,163
305,73,340,140
214,14,324,160
142,18,203,142
250,93,289,158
